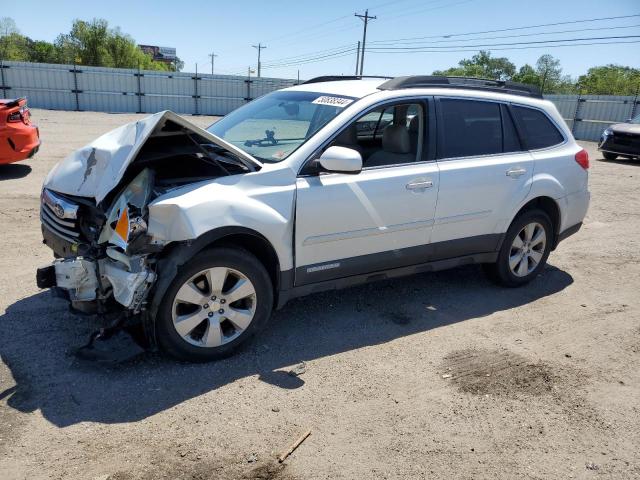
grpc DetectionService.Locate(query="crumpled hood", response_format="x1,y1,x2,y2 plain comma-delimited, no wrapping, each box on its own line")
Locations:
43,110,261,203
609,122,640,135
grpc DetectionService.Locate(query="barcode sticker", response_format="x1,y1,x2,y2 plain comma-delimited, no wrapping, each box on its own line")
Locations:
312,96,354,108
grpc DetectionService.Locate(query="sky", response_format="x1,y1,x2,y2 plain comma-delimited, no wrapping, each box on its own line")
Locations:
4,0,640,80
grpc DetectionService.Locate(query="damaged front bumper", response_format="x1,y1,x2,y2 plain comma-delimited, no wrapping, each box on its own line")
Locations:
37,168,160,317
36,253,155,314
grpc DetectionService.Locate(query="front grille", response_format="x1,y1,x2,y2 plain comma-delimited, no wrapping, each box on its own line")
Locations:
40,190,83,244
40,203,81,243
609,132,640,152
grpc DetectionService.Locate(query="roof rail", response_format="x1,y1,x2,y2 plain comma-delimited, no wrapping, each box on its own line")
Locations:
302,75,393,85
378,76,542,99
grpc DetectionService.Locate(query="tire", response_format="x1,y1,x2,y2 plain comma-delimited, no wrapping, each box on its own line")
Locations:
603,152,617,160
156,247,273,362
483,209,553,287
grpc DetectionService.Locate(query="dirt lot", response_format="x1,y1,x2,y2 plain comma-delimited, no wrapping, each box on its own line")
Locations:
0,109,639,479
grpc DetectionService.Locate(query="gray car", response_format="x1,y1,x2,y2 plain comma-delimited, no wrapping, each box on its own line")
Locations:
598,113,640,160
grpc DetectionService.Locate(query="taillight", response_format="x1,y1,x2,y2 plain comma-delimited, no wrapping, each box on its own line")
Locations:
7,111,21,122
6,103,29,124
575,149,589,170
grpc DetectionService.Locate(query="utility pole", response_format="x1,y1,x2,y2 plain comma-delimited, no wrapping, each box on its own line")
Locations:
252,43,267,77
208,52,218,75
355,41,361,76
355,9,376,76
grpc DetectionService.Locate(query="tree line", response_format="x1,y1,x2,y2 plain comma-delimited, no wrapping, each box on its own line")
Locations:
0,17,183,71
433,50,640,95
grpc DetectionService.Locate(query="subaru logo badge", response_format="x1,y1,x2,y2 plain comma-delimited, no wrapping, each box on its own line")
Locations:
53,203,65,219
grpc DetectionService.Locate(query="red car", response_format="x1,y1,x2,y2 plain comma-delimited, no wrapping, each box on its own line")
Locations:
0,97,40,165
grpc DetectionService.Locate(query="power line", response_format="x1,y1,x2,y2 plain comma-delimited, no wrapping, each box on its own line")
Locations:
259,43,354,65
370,23,640,46
380,0,475,22
367,34,640,51
355,9,377,75
368,13,640,44
262,47,357,69
262,13,640,74
367,39,640,54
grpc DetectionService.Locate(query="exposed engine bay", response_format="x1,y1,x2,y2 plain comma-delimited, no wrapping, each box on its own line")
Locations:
36,111,260,330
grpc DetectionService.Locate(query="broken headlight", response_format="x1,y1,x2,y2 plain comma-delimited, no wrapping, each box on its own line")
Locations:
99,169,153,250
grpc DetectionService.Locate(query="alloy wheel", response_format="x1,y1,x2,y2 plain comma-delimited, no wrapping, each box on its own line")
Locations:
171,267,256,348
509,222,547,277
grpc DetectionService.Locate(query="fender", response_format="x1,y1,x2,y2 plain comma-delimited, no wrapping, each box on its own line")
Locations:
147,169,296,271
497,172,566,236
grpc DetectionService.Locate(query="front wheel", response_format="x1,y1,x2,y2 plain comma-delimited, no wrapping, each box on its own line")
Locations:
156,247,273,362
483,209,553,287
603,152,617,160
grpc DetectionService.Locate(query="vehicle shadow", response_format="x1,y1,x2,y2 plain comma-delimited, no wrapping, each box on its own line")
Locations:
0,264,573,427
0,163,32,180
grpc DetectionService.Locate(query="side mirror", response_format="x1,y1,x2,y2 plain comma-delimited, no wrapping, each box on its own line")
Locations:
317,146,362,174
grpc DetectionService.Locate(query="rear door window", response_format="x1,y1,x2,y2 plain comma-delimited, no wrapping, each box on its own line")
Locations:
512,106,564,150
438,99,503,158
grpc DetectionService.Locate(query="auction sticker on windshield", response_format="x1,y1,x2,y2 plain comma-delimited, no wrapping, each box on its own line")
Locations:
312,96,354,108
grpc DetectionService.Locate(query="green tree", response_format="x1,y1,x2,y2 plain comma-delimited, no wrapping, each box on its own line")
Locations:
69,18,110,66
512,64,540,85
577,65,640,95
29,40,57,63
433,50,516,80
536,54,562,93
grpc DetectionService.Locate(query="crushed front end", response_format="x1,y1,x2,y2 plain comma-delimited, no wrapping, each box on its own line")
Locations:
37,170,158,321
35,110,260,340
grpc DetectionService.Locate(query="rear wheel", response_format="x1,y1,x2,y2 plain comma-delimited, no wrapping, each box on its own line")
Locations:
483,209,553,287
603,152,617,160
156,247,273,362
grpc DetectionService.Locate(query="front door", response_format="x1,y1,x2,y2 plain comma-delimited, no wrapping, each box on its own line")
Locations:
294,100,439,286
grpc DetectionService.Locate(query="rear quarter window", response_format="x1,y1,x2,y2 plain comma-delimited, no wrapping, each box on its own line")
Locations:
512,106,564,150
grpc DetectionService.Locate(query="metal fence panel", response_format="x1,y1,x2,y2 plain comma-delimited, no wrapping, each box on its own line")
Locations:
2,61,638,142
0,60,298,117
544,93,638,141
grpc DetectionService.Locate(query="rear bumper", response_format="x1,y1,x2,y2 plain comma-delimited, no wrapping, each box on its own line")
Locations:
0,123,40,164
0,124,40,164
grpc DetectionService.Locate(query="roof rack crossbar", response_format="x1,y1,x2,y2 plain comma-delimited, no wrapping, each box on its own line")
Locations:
302,75,393,85
378,76,542,99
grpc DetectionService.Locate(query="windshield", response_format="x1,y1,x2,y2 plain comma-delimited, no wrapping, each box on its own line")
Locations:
207,91,355,162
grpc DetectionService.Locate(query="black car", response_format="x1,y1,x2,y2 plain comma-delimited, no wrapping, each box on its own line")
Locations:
599,113,640,160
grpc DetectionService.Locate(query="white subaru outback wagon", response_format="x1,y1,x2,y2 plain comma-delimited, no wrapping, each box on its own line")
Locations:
37,75,590,361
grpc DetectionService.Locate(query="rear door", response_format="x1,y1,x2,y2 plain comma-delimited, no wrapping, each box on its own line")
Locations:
431,97,534,257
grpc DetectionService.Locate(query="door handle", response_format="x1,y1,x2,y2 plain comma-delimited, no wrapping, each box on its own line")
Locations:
506,167,527,178
406,179,434,190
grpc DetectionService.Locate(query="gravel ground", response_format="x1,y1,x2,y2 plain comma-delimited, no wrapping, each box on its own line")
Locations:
0,109,639,480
